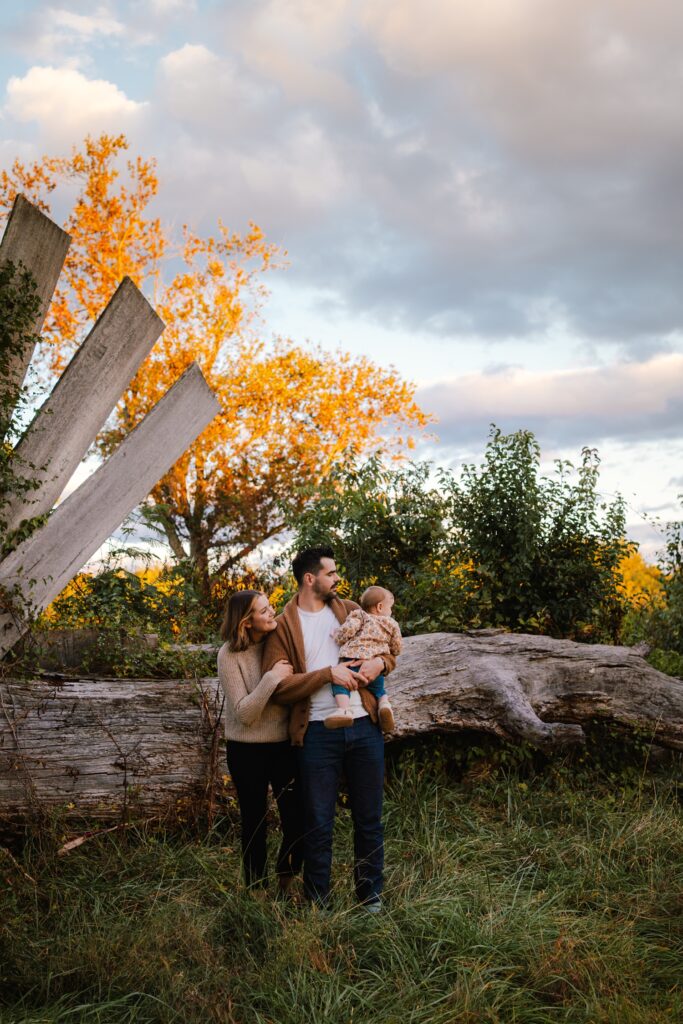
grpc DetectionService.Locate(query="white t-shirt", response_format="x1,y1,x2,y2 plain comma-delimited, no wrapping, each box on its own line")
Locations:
298,603,367,721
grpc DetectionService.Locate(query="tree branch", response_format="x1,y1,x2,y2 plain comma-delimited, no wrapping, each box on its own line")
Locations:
153,504,188,562
212,523,286,578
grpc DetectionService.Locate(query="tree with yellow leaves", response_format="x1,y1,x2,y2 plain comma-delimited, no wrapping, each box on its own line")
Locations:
618,550,664,609
1,135,429,599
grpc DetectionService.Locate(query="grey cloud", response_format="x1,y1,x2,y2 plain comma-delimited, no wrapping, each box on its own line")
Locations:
6,0,683,359
175,0,683,354
423,405,683,452
417,355,683,450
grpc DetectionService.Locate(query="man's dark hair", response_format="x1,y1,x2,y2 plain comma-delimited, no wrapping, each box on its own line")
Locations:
292,545,335,585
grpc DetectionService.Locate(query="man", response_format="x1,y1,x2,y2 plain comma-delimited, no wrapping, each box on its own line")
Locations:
262,546,397,910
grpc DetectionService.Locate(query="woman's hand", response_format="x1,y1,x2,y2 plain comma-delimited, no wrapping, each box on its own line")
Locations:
270,659,293,682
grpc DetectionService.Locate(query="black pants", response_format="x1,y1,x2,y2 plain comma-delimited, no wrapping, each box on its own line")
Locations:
225,739,304,888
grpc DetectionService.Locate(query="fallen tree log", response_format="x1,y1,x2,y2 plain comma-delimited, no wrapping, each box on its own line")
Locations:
392,630,683,751
1,632,682,823
0,675,225,827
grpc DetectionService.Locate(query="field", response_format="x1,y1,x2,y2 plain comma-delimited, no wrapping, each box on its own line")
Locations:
2,743,682,1024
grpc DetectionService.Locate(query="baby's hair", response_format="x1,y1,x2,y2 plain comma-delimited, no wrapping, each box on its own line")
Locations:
360,586,392,611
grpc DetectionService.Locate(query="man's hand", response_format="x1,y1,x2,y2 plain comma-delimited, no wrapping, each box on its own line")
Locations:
330,663,360,690
347,656,385,684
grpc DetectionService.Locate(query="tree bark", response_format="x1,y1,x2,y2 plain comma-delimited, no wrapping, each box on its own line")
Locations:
0,675,224,826
155,505,188,562
390,631,683,751
1,631,681,824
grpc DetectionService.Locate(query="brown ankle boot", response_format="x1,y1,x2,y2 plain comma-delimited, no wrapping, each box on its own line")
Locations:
378,702,395,733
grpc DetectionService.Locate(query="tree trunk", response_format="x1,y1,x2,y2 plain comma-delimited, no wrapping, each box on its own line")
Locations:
390,630,683,751
188,532,213,607
0,675,225,827
1,632,682,824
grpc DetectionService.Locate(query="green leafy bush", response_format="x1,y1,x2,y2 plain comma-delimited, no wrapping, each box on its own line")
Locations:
289,428,631,640
287,455,473,633
444,427,631,639
34,563,215,677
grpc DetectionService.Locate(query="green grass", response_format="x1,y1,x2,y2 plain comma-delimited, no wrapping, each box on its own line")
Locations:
1,748,682,1024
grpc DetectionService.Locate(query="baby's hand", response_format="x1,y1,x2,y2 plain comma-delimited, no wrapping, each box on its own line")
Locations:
270,660,293,682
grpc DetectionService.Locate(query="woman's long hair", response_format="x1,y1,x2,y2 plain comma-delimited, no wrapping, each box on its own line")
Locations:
221,590,263,651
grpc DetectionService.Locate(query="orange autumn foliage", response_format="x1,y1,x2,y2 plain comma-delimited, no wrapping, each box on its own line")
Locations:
1,135,430,595
1,134,165,373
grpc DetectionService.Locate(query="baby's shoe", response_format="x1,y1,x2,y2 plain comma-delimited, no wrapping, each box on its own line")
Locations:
378,701,395,733
324,709,354,729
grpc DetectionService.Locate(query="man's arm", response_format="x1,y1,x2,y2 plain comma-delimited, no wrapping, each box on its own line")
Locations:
262,625,353,705
270,662,364,705
269,666,333,705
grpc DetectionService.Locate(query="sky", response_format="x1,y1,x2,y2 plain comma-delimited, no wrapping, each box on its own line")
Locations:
1,0,682,560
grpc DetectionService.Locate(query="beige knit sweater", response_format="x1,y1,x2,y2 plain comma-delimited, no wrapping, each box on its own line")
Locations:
217,640,290,743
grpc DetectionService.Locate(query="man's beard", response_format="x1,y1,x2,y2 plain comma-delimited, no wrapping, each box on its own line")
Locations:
313,580,337,602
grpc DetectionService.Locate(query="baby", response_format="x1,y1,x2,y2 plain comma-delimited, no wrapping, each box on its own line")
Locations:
325,585,402,733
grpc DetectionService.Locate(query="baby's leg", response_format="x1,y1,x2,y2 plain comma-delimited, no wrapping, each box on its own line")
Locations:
366,674,386,700
325,682,353,729
366,674,395,733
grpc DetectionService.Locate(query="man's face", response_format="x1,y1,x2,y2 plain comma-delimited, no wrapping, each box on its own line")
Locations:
309,557,340,600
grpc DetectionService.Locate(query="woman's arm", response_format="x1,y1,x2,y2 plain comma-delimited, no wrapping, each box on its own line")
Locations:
217,648,282,727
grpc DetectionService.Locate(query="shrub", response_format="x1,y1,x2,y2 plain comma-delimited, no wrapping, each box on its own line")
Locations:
287,455,473,634
444,427,631,639
288,428,631,640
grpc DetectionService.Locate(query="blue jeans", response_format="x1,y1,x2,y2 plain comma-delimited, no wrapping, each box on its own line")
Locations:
298,715,384,906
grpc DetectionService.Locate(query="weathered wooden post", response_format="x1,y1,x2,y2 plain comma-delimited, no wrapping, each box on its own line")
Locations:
0,194,220,655
0,195,71,410
3,276,165,536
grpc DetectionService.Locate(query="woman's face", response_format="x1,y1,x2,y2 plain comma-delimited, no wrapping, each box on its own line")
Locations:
247,594,277,636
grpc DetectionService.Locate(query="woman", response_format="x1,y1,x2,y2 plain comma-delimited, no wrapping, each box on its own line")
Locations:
218,589,304,895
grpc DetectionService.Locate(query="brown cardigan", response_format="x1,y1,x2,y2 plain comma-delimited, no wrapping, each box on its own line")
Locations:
262,593,396,745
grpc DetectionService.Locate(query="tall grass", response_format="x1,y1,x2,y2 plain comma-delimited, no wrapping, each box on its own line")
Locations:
2,747,682,1023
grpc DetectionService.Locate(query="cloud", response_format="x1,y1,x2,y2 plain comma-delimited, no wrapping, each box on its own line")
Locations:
418,353,683,448
157,44,262,124
153,43,346,226
235,0,356,108
10,5,126,65
144,0,678,356
147,0,196,13
4,65,145,139
5,0,683,362
47,8,124,41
